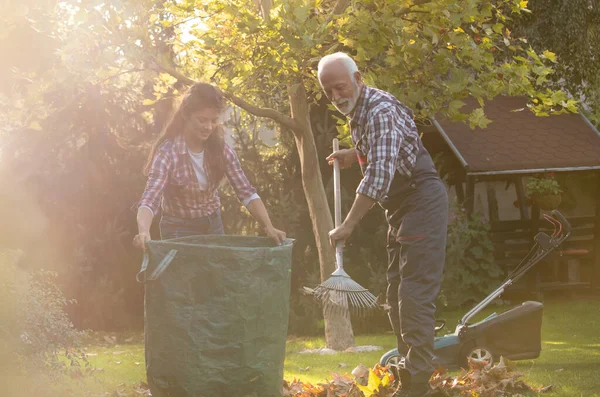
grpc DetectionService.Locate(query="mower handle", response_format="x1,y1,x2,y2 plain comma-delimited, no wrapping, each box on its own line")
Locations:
435,319,445,333
551,210,571,235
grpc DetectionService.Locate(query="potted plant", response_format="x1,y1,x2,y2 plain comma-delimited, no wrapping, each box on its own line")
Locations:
525,173,563,210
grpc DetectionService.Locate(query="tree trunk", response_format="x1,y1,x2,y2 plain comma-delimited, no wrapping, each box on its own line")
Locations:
289,83,355,350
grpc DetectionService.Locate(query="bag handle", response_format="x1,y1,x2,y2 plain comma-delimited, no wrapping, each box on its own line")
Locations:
136,249,178,284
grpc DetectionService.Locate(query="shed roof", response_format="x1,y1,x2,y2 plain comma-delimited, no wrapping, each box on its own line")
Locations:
433,96,600,175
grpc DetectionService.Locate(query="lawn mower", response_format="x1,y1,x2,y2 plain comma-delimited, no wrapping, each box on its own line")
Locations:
379,209,572,372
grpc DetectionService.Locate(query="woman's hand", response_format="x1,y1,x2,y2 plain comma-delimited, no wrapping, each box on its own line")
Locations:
326,148,357,169
266,226,286,246
133,232,151,251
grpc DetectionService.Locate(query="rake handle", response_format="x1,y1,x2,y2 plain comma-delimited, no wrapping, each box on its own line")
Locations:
333,138,344,271
333,138,342,227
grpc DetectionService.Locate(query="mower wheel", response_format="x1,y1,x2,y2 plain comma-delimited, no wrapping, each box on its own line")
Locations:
460,346,494,369
384,354,404,367
380,351,404,386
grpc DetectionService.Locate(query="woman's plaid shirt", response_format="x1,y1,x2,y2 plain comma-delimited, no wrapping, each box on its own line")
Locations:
350,85,420,202
138,134,257,218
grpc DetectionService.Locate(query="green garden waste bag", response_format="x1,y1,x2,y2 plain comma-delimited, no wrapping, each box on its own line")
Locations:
136,235,294,397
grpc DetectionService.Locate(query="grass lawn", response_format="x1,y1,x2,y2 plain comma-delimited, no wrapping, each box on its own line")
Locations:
71,297,600,396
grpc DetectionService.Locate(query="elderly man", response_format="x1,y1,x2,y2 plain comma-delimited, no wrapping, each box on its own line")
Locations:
319,52,448,397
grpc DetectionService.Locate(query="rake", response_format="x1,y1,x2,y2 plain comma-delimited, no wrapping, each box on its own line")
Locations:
312,138,378,317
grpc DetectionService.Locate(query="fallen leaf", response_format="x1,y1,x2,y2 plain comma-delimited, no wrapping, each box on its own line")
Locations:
468,357,489,370
537,385,554,392
103,335,117,345
351,363,369,378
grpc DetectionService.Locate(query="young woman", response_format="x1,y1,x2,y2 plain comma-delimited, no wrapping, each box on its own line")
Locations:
133,82,285,249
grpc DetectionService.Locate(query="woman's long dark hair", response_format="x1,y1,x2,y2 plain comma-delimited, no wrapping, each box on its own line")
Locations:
144,83,227,188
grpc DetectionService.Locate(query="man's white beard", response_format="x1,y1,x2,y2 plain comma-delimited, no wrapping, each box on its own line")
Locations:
333,82,360,115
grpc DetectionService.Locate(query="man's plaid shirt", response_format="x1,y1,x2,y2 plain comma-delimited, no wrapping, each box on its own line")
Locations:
138,134,257,218
350,85,420,202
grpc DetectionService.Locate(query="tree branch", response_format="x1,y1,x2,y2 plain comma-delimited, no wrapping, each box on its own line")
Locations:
330,0,431,18
149,59,300,132
395,0,432,17
95,68,145,85
332,0,351,15
223,92,300,132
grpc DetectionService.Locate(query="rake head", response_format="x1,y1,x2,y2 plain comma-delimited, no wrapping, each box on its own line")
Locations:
312,272,379,318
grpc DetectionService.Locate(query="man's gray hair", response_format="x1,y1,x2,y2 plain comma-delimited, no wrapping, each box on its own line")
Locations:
317,52,359,80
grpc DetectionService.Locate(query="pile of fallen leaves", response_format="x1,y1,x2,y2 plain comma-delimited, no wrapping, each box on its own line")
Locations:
283,365,393,397
283,357,553,397
430,357,553,397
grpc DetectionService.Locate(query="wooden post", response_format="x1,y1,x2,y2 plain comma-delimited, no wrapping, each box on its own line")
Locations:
455,180,465,206
453,170,466,207
486,182,499,222
466,176,475,216
515,176,530,221
593,171,600,289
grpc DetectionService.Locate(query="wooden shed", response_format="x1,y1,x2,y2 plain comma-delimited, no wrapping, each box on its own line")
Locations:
429,96,600,297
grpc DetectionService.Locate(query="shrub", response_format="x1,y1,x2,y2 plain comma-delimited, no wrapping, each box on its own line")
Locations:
439,203,504,311
0,250,88,396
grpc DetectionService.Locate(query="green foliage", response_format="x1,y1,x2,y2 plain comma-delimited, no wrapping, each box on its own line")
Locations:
337,0,575,126
0,251,88,395
511,0,600,125
525,173,562,197
1,0,159,330
158,0,575,128
439,203,504,310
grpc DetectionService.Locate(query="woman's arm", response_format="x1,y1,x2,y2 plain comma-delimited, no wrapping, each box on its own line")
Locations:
223,145,286,245
246,198,286,245
133,149,171,250
134,207,154,250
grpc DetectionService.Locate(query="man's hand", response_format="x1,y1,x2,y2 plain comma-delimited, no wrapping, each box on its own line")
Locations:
327,148,357,169
266,226,286,246
133,232,151,251
329,222,355,247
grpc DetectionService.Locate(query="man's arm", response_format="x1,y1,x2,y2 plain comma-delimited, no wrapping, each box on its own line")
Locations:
329,106,404,245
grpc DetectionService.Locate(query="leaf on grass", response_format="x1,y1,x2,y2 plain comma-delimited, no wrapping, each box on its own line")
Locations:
104,335,117,345
537,385,554,392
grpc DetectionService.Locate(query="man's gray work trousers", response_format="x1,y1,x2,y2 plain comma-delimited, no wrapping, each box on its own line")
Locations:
385,174,448,384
